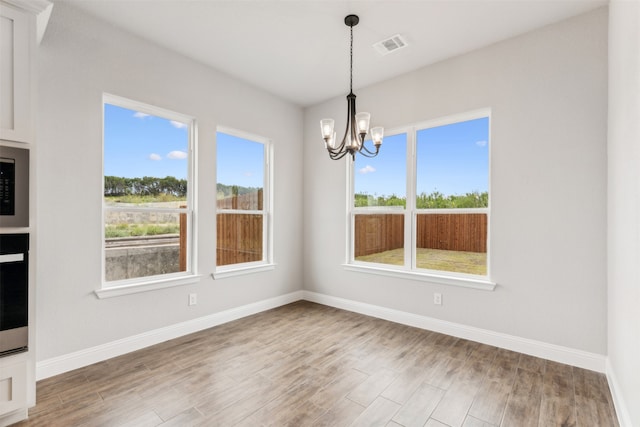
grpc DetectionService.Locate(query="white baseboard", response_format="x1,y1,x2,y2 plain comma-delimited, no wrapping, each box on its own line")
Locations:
606,358,633,427
302,291,607,373
37,289,607,382
36,291,304,380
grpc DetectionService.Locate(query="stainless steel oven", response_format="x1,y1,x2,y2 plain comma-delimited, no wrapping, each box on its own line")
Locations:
0,233,28,357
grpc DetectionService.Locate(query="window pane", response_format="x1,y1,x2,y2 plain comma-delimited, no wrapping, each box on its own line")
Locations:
416,213,487,275
104,104,189,208
354,133,407,208
217,213,263,266
104,209,187,281
103,99,192,286
217,132,264,211
416,117,489,208
354,214,404,266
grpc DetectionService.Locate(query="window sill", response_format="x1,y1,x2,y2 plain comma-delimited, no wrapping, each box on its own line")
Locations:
213,263,276,279
343,264,496,291
95,274,202,299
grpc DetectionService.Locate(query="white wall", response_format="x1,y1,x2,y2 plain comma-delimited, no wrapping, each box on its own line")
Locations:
607,1,640,425
35,3,303,361
303,9,608,355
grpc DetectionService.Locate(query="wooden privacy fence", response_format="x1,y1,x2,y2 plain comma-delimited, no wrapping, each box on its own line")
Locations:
354,213,487,257
179,192,264,268
354,214,404,257
416,213,487,253
216,191,263,266
216,213,263,266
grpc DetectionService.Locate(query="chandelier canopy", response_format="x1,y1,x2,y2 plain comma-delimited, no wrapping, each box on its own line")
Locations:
320,15,383,161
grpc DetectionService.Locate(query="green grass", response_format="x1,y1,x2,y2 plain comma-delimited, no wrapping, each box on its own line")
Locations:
104,194,186,204
105,223,180,238
355,248,486,275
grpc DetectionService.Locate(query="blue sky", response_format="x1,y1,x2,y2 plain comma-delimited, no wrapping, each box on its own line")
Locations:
105,103,486,195
104,105,263,188
355,117,489,198
104,104,189,179
216,132,264,188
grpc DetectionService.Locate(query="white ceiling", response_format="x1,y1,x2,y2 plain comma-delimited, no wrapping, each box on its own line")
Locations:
58,0,606,107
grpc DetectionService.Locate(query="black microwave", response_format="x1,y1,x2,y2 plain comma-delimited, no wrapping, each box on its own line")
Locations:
0,145,29,228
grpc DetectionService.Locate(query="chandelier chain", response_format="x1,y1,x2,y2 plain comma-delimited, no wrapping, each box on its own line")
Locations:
350,25,353,93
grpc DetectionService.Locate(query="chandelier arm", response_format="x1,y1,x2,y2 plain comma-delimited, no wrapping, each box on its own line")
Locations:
359,139,381,155
358,146,380,157
327,134,347,154
349,96,358,151
357,151,376,158
329,149,350,160
343,95,352,147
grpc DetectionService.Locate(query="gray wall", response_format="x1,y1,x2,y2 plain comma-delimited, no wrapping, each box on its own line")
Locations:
36,2,303,361
608,1,640,425
303,8,608,354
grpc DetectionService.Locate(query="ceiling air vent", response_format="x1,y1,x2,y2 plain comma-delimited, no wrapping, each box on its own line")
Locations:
373,34,408,55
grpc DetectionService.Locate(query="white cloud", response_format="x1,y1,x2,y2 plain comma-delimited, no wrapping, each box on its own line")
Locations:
167,150,188,159
170,120,187,129
243,172,253,177
475,140,488,147
133,112,150,119
149,153,162,161
358,165,376,174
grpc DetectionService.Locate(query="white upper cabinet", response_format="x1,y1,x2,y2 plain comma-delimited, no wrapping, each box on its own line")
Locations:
0,3,30,143
0,0,51,144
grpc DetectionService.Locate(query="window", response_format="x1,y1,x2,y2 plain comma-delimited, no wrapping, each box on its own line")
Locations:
350,110,491,287
215,127,272,276
102,94,195,290
353,133,408,267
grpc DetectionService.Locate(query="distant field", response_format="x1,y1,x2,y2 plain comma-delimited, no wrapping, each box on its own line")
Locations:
104,194,186,205
355,248,486,275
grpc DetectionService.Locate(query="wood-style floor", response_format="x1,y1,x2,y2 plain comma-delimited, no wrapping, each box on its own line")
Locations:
16,301,618,427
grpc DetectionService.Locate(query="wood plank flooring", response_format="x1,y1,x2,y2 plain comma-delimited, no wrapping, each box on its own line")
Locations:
15,301,618,427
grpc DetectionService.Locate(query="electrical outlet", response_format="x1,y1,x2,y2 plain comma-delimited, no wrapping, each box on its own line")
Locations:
189,293,197,306
433,293,442,305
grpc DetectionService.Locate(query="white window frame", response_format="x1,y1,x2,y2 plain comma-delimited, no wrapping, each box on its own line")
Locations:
345,109,495,291
213,126,274,279
96,94,199,299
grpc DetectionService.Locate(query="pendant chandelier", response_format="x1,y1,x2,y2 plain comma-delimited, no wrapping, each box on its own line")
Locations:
320,15,384,161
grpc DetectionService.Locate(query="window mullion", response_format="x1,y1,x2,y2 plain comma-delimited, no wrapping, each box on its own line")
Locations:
406,127,416,270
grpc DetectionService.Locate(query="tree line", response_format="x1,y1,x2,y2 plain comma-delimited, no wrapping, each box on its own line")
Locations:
216,183,262,199
355,190,488,209
104,176,187,197
104,176,260,199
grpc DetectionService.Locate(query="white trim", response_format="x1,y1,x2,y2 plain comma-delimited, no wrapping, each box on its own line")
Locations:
606,358,633,427
414,108,492,131
212,262,276,279
0,408,28,427
302,291,605,372
94,274,202,299
343,263,496,291
36,291,303,380
102,93,194,123
2,0,51,16
38,290,609,384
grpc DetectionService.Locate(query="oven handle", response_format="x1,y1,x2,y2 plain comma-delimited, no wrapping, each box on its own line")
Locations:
0,253,24,263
